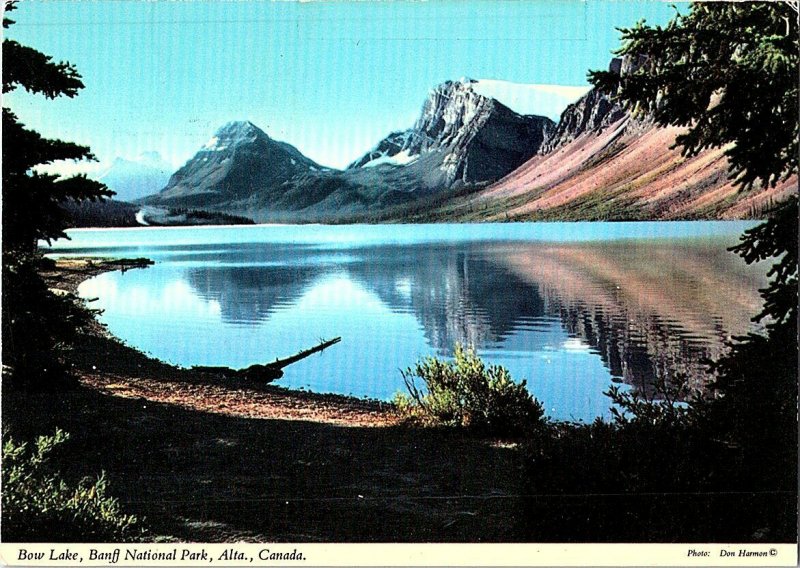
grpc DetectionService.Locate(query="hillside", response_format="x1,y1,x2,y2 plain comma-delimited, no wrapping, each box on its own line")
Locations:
400,89,796,222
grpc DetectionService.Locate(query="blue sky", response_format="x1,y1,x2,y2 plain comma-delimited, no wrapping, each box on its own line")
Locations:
5,0,681,170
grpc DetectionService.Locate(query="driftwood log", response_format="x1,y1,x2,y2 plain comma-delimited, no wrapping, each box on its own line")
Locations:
193,337,342,382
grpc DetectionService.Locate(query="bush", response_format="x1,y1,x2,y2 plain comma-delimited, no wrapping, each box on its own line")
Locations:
394,344,545,436
605,373,697,429
2,428,144,542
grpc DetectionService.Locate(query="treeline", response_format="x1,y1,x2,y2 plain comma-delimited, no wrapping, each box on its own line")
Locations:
156,208,255,226
60,199,256,228
60,198,140,228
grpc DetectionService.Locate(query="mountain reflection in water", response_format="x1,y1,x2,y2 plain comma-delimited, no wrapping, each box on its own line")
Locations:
183,240,763,393
69,225,767,420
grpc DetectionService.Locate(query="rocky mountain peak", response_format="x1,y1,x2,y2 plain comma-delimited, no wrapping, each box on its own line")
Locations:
349,79,554,187
406,79,499,155
201,120,265,152
142,120,323,208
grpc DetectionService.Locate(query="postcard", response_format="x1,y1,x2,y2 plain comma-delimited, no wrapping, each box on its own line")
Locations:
1,0,797,566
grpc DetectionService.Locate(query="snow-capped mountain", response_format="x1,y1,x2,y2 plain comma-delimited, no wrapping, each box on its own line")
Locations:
140,81,558,222
348,79,556,188
143,121,325,208
92,151,174,202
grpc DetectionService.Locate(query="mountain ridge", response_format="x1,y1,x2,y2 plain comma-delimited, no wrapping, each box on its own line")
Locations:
143,121,326,209
141,80,556,222
348,79,555,188
411,86,796,222
133,69,795,225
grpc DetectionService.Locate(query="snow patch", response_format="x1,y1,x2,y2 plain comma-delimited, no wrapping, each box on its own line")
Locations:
134,209,150,226
202,136,228,152
362,149,418,168
135,206,187,226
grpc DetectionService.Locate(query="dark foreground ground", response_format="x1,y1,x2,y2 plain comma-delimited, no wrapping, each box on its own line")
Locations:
2,259,528,542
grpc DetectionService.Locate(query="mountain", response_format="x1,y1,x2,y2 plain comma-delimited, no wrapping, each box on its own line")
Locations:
142,121,327,209
478,105,794,220
538,89,625,154
348,79,555,188
403,61,796,222
116,63,793,224
142,81,556,222
92,152,173,202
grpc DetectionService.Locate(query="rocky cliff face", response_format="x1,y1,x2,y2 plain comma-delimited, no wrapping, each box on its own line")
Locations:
350,79,555,187
402,57,795,222
539,89,625,154
539,54,656,155
424,110,795,222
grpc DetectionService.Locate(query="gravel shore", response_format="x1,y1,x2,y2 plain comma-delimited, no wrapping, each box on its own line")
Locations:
43,258,400,428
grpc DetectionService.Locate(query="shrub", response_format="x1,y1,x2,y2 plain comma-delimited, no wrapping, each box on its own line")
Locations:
2,428,143,542
605,373,697,429
395,344,545,436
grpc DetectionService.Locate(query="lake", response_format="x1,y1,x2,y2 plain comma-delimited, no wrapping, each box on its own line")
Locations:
45,221,768,421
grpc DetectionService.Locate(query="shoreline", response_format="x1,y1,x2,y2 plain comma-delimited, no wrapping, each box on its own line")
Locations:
10,256,528,542
42,257,400,428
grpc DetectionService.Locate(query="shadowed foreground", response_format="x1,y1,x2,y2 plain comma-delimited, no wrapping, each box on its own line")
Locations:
3,259,794,543
4,387,526,542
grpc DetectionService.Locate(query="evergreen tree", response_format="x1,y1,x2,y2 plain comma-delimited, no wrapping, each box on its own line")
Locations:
589,2,798,190
3,1,112,252
2,0,111,388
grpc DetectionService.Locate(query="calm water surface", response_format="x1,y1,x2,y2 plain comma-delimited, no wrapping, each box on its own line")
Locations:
46,222,767,421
